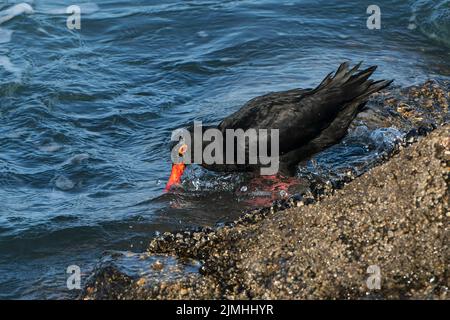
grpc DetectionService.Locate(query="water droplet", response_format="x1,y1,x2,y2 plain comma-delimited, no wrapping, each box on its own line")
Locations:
192,179,200,190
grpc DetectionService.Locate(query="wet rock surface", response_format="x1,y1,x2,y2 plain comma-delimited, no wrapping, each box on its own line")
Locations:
81,81,449,300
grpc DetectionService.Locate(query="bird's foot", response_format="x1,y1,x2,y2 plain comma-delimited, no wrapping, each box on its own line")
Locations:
237,174,305,207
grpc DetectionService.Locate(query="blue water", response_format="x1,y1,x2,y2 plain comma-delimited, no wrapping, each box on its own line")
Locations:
0,0,449,299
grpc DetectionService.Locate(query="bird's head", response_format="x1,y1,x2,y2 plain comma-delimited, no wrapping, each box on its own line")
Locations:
165,142,189,191
165,123,217,191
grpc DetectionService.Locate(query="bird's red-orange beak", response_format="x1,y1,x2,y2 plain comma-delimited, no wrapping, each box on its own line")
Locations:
165,143,188,192
165,163,186,191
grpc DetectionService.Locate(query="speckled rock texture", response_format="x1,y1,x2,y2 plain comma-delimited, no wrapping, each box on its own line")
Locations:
82,124,449,300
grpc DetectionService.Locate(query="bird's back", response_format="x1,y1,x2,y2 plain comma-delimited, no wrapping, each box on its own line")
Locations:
218,62,392,158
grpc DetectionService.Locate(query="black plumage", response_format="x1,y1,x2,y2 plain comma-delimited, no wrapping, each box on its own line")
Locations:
183,62,393,176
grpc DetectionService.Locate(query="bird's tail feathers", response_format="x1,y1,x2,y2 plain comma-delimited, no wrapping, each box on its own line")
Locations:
312,61,393,104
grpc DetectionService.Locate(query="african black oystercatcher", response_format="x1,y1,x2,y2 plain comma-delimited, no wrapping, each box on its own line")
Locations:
166,62,393,191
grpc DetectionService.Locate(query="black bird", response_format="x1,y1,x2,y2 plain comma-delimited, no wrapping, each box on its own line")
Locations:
166,62,392,190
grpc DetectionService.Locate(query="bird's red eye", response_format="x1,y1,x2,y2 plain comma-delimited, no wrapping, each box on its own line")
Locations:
178,144,188,155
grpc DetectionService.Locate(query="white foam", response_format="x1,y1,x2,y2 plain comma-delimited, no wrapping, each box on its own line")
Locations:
55,175,75,191
0,3,34,25
0,55,22,79
197,31,209,38
39,143,63,153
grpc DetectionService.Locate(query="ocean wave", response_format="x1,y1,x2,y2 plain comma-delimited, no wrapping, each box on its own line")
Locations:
0,3,33,25
0,3,33,79
0,55,22,80
411,0,450,47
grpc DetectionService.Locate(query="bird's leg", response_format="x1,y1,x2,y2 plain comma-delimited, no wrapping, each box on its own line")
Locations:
244,174,301,199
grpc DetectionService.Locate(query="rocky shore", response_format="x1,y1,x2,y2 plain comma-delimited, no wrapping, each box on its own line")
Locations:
81,81,449,300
